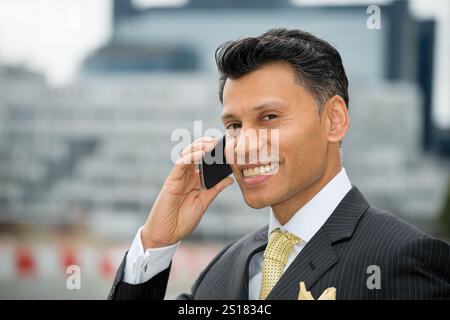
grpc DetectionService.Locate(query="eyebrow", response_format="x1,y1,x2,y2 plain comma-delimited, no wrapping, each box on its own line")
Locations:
221,101,288,122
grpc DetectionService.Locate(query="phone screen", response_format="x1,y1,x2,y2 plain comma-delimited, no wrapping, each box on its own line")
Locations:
198,136,232,189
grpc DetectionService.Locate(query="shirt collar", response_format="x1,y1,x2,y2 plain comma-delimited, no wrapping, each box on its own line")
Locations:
268,167,352,243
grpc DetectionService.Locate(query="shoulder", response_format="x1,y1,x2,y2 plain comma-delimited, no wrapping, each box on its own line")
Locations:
337,205,447,266
206,224,268,264
355,206,432,248
192,225,267,274
188,225,268,297
338,206,450,298
228,224,268,249
382,239,450,299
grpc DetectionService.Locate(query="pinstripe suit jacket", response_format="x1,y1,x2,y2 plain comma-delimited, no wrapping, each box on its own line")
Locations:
108,187,450,300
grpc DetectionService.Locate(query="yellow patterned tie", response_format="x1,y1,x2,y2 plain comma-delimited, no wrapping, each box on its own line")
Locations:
259,229,303,300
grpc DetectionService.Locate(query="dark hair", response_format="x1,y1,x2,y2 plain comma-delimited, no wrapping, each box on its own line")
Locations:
215,28,349,112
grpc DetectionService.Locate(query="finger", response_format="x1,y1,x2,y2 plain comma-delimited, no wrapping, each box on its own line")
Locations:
178,138,217,159
198,176,234,206
170,150,205,180
182,136,217,152
171,137,220,180
178,140,217,159
176,149,206,166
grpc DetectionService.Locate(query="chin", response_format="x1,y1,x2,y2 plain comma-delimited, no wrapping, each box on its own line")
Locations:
242,193,275,209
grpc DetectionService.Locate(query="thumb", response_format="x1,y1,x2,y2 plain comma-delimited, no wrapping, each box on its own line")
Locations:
199,176,234,206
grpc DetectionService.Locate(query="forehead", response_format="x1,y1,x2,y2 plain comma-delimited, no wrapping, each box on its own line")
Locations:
222,62,311,114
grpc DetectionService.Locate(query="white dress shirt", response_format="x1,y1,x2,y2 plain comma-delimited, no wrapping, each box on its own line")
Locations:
124,167,352,299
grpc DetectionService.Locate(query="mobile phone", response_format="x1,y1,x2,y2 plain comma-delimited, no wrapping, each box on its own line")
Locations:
198,135,233,189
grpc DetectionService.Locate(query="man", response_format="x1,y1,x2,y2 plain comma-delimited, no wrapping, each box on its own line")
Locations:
108,28,450,300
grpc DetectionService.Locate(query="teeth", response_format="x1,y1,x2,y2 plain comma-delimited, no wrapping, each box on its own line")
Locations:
242,162,279,177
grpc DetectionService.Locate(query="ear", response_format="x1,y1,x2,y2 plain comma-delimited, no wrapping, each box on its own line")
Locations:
323,95,349,144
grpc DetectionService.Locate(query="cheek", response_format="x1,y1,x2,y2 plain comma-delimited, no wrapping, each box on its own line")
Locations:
279,122,325,169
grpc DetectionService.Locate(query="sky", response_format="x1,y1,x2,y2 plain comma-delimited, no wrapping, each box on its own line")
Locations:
0,0,448,127
0,0,111,85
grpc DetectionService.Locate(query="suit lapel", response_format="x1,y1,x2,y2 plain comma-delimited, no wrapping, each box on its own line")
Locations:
238,228,268,299
266,186,369,300
266,228,337,300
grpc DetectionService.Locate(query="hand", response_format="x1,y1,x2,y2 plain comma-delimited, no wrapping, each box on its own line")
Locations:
141,137,234,249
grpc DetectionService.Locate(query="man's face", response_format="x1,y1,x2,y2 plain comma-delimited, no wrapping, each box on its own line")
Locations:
222,62,330,209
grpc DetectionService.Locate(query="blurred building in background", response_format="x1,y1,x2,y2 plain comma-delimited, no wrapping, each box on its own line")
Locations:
0,0,449,299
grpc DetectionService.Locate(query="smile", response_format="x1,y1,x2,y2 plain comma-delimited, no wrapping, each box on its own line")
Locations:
239,162,280,186
242,162,279,177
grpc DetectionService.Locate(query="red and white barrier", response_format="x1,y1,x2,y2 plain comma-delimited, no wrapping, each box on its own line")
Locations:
0,242,221,282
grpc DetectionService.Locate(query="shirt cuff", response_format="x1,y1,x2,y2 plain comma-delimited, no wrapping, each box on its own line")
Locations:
123,226,179,284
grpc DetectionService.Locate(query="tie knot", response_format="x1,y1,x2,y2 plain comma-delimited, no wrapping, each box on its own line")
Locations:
264,229,303,263
259,229,304,299
271,228,303,245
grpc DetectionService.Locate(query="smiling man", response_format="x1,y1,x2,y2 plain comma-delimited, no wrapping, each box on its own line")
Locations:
109,28,450,300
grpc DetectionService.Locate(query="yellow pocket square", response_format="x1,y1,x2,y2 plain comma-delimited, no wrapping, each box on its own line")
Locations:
298,281,336,300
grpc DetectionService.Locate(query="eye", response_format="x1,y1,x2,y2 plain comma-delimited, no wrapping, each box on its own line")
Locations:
262,114,277,121
226,123,241,130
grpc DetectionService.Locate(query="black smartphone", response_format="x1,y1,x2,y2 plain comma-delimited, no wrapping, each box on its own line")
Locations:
198,135,232,189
